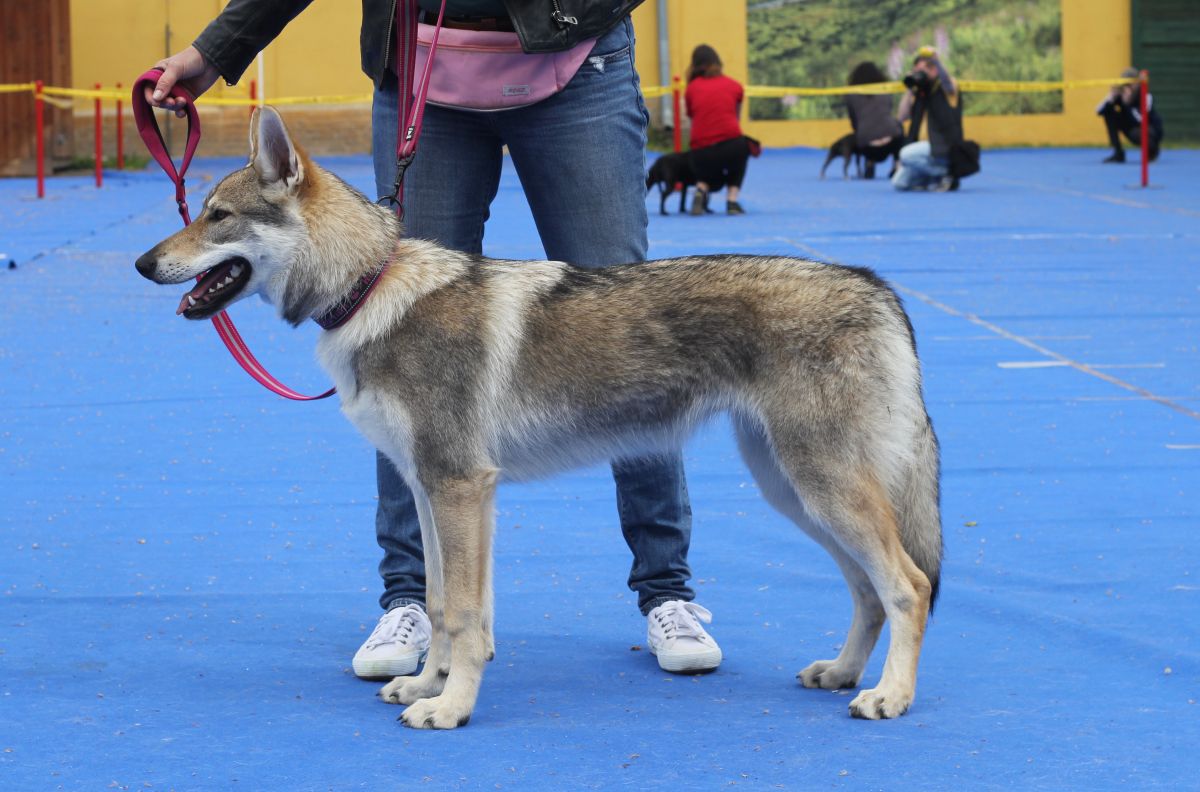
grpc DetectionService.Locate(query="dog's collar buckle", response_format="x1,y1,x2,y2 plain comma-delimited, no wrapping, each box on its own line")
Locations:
314,262,389,331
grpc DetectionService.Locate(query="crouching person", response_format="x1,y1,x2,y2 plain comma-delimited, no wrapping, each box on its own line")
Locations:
1098,68,1164,163
893,47,962,192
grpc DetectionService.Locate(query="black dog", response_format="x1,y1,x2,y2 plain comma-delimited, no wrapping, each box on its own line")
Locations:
646,152,696,215
820,133,863,180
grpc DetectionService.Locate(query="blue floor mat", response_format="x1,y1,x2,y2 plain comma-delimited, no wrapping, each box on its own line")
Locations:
1,146,1196,790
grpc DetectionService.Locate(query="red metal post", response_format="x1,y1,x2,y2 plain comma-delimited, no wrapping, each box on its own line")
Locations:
672,75,683,153
94,83,103,188
249,79,257,118
1139,70,1149,188
35,80,45,199
116,82,124,170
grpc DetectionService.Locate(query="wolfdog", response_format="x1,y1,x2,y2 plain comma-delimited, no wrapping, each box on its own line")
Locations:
135,108,942,729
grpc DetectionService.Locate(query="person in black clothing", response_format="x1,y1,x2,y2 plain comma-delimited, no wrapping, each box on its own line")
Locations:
844,62,903,180
892,47,963,192
1097,68,1164,163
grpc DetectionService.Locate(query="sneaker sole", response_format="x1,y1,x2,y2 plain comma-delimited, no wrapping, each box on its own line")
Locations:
352,650,426,680
650,646,723,674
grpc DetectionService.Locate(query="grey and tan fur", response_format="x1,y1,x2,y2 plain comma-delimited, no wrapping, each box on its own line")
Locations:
136,107,943,729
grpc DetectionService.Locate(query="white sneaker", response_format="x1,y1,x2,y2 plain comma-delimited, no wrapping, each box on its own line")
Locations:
352,603,431,679
646,600,723,673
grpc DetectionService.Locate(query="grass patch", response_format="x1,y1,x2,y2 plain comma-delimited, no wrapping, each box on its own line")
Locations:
58,153,151,173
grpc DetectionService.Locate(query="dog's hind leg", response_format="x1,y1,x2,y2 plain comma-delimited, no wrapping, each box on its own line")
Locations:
734,418,884,691
820,151,835,180
399,468,498,729
744,412,932,719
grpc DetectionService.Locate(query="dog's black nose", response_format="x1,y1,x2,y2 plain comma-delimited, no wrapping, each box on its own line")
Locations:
135,251,158,279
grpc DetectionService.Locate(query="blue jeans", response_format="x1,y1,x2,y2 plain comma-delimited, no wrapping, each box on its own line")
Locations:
891,141,949,191
369,18,694,616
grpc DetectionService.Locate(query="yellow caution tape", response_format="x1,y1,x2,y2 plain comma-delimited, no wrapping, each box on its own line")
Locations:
200,93,372,107
41,95,75,110
41,87,128,101
742,77,1136,98
0,76,1139,107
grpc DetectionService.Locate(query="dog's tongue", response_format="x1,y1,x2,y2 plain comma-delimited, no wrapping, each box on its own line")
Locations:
176,262,233,315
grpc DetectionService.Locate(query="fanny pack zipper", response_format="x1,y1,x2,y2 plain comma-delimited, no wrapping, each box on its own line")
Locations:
551,0,578,27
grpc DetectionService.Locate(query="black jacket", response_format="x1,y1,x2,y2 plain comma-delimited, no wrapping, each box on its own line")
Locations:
907,82,963,160
193,0,645,87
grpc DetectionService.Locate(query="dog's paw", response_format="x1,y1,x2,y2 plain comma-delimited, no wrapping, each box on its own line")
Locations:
380,670,447,706
399,696,473,730
848,686,912,720
798,660,862,690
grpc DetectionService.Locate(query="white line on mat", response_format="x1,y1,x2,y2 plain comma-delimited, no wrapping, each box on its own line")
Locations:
776,236,1200,423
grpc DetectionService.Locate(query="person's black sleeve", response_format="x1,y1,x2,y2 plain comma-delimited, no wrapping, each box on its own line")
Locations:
193,0,316,85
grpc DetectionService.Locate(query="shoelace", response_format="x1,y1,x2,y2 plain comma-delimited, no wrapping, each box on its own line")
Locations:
653,601,714,644
364,606,420,650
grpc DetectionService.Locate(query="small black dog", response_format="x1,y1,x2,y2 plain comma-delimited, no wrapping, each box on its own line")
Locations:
820,133,863,180
646,152,696,215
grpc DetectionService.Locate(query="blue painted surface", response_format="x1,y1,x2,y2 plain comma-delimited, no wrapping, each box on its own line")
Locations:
1,147,1197,790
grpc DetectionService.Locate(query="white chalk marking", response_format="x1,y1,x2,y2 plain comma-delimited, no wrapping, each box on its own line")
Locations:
1000,361,1166,370
989,176,1200,219
934,335,1092,342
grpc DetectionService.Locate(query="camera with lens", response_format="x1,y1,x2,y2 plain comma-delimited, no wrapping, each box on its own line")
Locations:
903,69,932,94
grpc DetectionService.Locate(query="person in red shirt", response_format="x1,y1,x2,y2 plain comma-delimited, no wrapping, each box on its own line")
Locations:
684,45,750,215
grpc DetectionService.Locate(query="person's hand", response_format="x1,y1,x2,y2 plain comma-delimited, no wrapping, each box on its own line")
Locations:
144,46,221,117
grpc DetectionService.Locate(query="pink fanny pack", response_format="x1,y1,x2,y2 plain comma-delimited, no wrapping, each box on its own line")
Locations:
400,23,596,111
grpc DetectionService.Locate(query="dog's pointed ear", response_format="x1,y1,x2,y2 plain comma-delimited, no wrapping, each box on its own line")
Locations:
249,106,303,188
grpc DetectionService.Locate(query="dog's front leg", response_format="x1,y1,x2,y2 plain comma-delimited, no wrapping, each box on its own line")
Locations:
381,486,450,706
399,469,497,729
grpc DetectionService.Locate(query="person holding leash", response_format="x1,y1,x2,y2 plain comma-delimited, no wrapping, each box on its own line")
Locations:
684,44,751,215
146,0,723,679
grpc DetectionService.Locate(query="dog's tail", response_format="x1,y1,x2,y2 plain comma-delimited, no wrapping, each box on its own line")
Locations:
894,416,943,612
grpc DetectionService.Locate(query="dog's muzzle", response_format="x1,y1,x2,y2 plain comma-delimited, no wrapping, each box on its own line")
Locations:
173,257,253,319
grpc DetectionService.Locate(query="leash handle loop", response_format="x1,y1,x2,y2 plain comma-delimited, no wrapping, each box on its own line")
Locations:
131,69,335,401
383,0,446,212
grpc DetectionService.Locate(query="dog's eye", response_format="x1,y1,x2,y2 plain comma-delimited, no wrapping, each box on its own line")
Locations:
209,208,230,222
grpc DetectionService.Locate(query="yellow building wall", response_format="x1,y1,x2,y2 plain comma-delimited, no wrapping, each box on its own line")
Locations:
70,0,369,103
68,0,1130,150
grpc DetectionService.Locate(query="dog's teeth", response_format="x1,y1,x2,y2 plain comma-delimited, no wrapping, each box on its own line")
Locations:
231,264,243,277
222,276,233,286
188,296,197,306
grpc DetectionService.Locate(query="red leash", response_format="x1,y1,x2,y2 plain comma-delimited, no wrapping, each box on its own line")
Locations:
132,69,336,401
131,0,445,401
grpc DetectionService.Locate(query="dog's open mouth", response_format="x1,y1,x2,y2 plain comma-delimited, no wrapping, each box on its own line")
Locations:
176,257,252,319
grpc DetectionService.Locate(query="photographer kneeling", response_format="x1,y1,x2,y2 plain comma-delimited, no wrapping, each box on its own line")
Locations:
893,47,963,192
